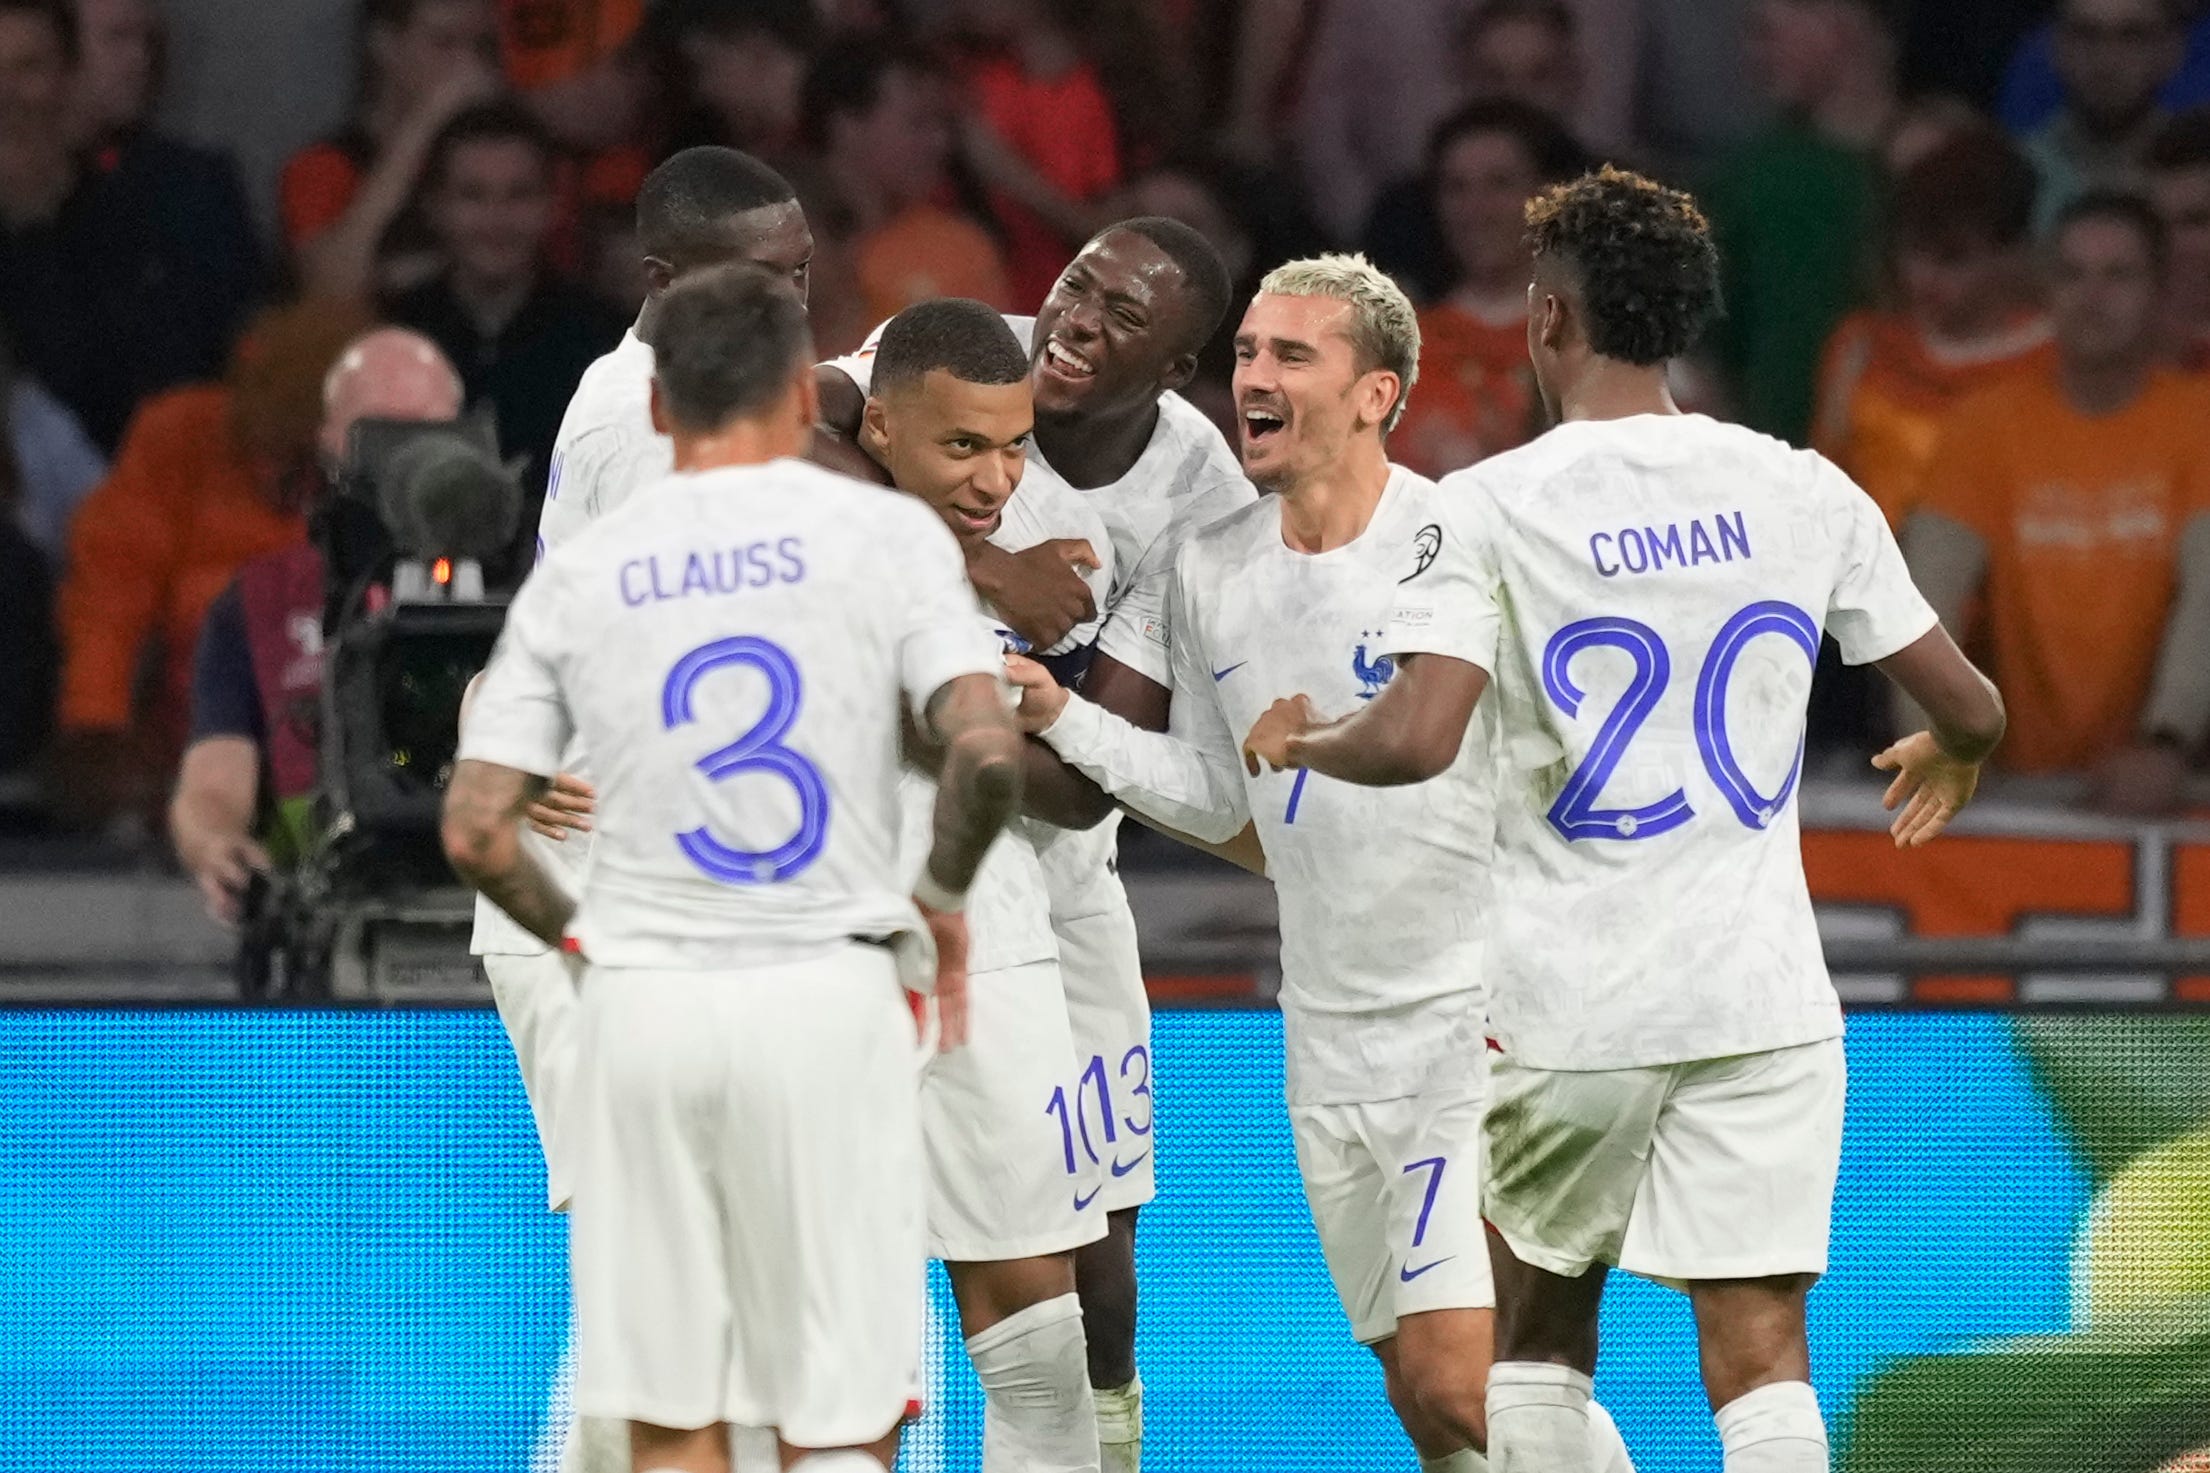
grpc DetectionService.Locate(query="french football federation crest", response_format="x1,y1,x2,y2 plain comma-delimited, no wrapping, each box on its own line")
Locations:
1400,523,1442,583
1353,632,1396,698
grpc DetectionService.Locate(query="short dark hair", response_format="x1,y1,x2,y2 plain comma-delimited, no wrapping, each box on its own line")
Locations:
1525,165,1722,365
1891,125,2038,253
0,0,75,60
873,299,1031,397
1426,97,1593,188
637,147,799,269
423,101,558,195
1100,216,1235,354
2148,106,2210,172
798,40,921,153
2052,189,2171,271
651,263,815,431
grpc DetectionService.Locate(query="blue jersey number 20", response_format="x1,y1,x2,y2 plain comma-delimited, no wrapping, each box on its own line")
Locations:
1542,601,1819,842
661,635,829,883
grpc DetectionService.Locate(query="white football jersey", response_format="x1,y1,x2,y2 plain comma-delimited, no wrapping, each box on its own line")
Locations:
1388,415,1938,1071
1039,467,1494,1106
462,459,1000,969
826,315,1253,921
895,473,1115,975
471,326,670,956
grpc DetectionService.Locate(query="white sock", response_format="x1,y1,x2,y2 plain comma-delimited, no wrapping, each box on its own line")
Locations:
557,1416,629,1473
966,1293,1102,1473
1486,1362,1597,1473
1586,1401,1636,1472
1420,1450,1489,1471
786,1453,890,1473
1095,1375,1142,1473
1716,1382,1828,1472
730,1424,780,1472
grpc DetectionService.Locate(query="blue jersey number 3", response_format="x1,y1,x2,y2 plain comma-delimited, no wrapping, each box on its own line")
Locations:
662,635,829,884
1542,601,1819,842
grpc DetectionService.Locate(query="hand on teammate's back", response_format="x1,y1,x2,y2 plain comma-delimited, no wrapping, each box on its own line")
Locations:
1001,653,1068,733
972,539,1100,651
525,772,596,841
1243,695,1322,775
2086,742,2191,817
917,900,970,1051
1872,732,1983,848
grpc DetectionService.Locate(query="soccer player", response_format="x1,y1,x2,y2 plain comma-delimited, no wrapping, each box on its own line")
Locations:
1004,255,1635,1473
819,218,1249,1472
464,145,814,1473
1242,169,2008,1473
443,262,1023,1473
853,297,1118,1471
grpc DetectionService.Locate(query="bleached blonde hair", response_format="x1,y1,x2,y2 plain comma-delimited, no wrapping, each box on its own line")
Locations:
1255,253,1422,431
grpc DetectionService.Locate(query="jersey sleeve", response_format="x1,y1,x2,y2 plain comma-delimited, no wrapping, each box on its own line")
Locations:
896,507,1001,719
1382,490,1501,672
186,581,263,745
1820,455,1940,666
818,317,891,396
459,567,574,776
1039,557,1250,843
1094,469,1251,685
535,425,669,559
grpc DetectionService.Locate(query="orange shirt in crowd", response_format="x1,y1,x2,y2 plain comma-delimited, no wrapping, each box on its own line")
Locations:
1814,308,2056,528
57,386,307,741
497,0,644,90
856,207,1016,329
966,54,1122,305
1917,366,2210,772
1392,299,1541,478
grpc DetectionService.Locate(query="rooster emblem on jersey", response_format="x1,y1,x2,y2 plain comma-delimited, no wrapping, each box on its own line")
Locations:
1353,633,1396,698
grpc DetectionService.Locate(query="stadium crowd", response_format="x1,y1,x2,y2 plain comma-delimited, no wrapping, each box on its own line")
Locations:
2,0,2210,853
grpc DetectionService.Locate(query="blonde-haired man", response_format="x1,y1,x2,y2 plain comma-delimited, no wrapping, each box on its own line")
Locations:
1006,254,1634,1473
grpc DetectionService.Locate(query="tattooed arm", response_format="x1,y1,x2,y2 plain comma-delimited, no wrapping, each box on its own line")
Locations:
915,672,1026,900
441,759,575,947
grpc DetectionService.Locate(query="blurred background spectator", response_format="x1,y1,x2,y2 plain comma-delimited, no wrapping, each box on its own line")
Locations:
387,100,623,511
1903,194,2210,809
1999,0,2210,134
51,299,375,836
2019,0,2188,232
2147,105,2210,363
662,0,818,167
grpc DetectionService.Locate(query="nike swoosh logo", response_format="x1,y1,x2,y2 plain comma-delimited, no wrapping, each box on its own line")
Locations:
1109,1149,1150,1178
1213,662,1246,682
1073,1185,1103,1211
1399,1257,1455,1282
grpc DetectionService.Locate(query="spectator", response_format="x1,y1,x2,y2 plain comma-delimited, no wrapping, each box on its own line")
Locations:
170,330,464,924
1297,0,1591,247
1109,160,1257,434
279,0,504,301
2020,0,2189,233
802,42,1014,335
387,103,623,511
0,0,260,452
51,298,377,830
2147,106,2210,363
1880,93,1990,176
1703,0,1897,446
3,336,104,567
1906,194,2210,808
663,0,818,166
1998,3,2210,134
1815,126,2053,528
1392,100,1590,476
952,0,1124,303
1359,0,1592,298
494,0,649,155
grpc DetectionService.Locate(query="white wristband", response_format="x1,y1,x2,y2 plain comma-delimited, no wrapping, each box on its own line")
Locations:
913,870,968,913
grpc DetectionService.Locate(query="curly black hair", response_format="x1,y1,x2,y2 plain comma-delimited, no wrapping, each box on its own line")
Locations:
1524,165,1722,366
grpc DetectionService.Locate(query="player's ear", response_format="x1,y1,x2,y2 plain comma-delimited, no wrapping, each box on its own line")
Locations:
1537,292,1568,353
648,377,669,437
1359,367,1401,433
643,255,675,297
1157,349,1200,396
860,394,892,458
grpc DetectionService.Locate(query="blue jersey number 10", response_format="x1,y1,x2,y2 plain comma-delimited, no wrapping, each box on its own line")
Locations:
1542,601,1819,843
661,635,830,883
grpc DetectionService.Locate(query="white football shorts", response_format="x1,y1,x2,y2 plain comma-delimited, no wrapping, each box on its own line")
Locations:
483,948,582,1212
922,958,1108,1263
1054,899,1156,1212
568,944,925,1447
1290,1069,1496,1345
1484,1038,1847,1283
